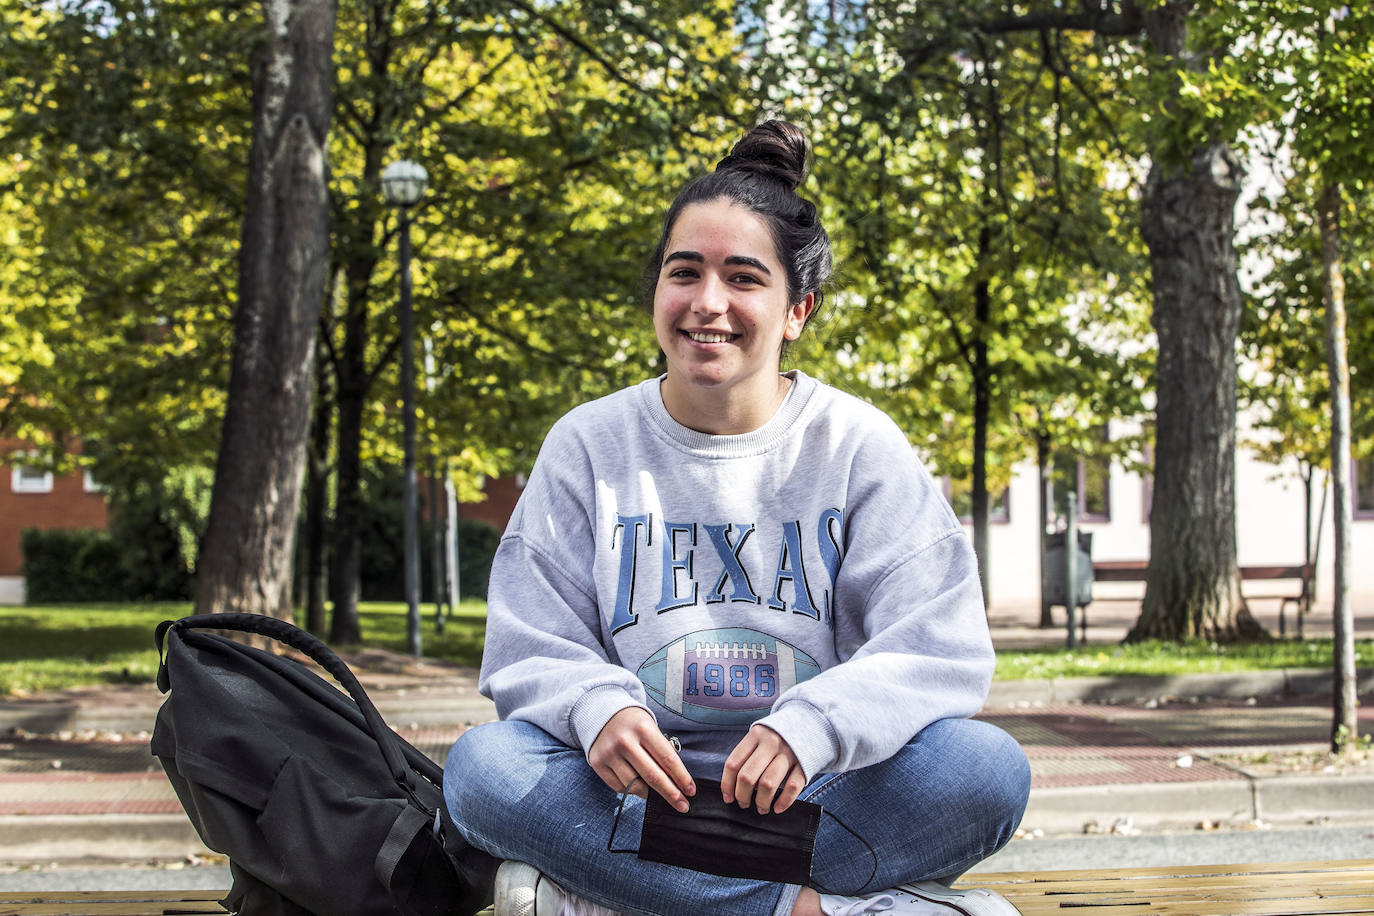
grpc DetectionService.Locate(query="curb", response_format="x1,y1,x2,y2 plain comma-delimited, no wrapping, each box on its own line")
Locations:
1019,773,1374,836
0,689,500,736
985,668,1374,708
0,813,210,861
6,773,1372,863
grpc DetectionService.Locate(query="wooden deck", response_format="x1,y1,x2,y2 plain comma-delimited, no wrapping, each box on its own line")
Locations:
1,860,1371,914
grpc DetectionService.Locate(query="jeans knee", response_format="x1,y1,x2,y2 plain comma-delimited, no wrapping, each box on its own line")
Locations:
443,727,490,823
967,724,1030,844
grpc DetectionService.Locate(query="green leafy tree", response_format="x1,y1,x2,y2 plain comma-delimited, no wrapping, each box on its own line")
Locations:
316,0,749,643
1225,0,1374,748
0,0,248,581
748,1,1152,606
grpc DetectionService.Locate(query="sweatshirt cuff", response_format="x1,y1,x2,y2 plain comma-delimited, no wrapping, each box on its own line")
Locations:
758,700,840,782
568,684,648,756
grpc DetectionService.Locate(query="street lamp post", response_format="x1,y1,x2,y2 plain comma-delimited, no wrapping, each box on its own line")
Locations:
382,159,428,659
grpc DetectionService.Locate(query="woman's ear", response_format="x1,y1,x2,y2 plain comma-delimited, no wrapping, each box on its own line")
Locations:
783,293,816,341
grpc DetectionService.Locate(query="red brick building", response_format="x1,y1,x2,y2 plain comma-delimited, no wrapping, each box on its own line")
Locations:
0,454,519,604
0,442,109,603
458,474,522,533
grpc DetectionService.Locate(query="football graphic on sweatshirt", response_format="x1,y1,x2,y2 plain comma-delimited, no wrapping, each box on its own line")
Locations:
637,627,821,725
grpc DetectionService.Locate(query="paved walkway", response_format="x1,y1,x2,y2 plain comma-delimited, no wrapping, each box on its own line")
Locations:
1,599,1371,864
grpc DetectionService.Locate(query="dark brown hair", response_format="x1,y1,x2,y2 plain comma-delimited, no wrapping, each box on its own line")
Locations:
642,120,833,333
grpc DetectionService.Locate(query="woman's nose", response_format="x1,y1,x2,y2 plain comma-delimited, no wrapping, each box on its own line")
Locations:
692,275,728,315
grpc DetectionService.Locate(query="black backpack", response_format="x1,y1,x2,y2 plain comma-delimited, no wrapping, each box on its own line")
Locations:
151,613,498,916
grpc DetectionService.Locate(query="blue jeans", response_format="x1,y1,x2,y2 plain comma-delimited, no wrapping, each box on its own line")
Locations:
444,717,1029,916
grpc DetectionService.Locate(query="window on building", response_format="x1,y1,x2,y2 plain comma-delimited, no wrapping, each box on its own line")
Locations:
1051,445,1111,522
11,463,53,494
945,477,1010,524
83,469,104,493
1356,456,1374,520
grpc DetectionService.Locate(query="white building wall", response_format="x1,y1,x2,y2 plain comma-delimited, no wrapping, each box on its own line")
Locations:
967,446,1371,611
0,576,24,605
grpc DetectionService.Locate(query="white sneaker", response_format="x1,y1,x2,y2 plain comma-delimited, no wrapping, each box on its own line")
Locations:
820,881,1021,916
493,861,621,916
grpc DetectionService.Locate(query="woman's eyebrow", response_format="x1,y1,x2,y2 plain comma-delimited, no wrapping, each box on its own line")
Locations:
725,255,771,274
663,250,772,275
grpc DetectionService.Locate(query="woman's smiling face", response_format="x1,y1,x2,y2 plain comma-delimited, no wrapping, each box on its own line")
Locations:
652,198,813,431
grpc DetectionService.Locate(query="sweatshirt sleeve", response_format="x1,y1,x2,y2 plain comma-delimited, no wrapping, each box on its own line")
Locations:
477,422,652,756
755,419,994,781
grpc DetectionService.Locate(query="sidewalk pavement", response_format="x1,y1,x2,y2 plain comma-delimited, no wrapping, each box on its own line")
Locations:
1,599,1371,865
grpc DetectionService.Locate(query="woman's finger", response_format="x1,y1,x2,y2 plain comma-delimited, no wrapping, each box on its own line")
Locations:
720,728,761,806
751,754,795,814
773,765,807,814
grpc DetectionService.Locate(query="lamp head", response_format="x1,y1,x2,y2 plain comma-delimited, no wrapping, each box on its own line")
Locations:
382,160,428,207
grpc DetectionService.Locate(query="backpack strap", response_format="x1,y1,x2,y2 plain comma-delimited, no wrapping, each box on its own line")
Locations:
374,804,433,908
155,613,411,786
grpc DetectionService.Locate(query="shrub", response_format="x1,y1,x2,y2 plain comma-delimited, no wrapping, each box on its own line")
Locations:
21,528,128,602
106,487,196,601
456,518,501,600
356,467,502,601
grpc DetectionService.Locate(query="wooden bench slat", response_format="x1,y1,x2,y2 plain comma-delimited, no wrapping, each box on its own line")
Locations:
0,892,224,916
976,857,1374,883
0,905,224,914
987,867,1374,893
1089,561,1314,581
4,861,1372,915
973,860,1374,915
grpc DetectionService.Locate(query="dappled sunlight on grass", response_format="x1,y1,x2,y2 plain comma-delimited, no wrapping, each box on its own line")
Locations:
995,637,1374,680
0,602,190,695
0,600,487,695
349,600,487,668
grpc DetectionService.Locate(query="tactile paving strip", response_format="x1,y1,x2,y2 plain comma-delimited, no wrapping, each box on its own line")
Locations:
977,708,1245,788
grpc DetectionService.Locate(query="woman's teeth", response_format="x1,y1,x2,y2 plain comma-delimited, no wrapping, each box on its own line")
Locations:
688,331,732,343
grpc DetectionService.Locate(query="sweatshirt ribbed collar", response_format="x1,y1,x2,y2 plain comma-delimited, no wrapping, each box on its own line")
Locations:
638,370,817,458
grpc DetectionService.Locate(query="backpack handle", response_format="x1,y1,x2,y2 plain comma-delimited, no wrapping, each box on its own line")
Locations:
155,613,411,787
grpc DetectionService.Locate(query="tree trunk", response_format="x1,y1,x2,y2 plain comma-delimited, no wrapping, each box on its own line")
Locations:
195,0,336,620
1126,3,1263,643
1037,430,1054,628
971,226,992,610
1128,140,1264,642
1319,181,1357,752
303,345,332,634
326,78,390,644
328,277,369,645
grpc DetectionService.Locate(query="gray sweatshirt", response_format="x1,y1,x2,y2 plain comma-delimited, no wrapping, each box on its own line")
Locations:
478,371,994,782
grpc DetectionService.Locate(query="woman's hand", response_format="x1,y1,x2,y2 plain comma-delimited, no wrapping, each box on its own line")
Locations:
588,707,695,812
722,724,806,814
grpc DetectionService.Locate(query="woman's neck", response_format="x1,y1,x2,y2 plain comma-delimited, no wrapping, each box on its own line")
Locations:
660,372,793,436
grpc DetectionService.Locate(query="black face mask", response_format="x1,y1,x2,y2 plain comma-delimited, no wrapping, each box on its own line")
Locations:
608,778,872,889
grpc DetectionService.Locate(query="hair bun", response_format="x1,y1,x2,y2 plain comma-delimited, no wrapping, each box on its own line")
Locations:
716,119,810,191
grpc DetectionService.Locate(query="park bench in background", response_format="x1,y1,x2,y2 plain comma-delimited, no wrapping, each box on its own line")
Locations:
1092,560,1315,637
3,861,1373,914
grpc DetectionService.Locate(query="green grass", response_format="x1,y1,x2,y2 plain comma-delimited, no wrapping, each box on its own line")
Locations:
0,602,185,697
352,601,489,666
2,602,1370,696
0,601,488,697
996,638,1374,680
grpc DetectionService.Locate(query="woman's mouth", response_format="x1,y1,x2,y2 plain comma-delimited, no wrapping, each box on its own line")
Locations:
685,330,737,344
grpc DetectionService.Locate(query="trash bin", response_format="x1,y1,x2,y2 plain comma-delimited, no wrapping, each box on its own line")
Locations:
1044,530,1093,608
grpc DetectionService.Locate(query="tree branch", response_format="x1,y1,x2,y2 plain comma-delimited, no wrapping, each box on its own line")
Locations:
980,2,1144,38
